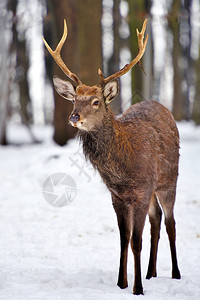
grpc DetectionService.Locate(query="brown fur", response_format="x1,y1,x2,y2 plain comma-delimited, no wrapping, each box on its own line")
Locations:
76,84,99,96
78,100,181,295
53,77,181,295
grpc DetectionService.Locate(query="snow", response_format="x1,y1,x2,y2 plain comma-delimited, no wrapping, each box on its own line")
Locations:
0,122,200,299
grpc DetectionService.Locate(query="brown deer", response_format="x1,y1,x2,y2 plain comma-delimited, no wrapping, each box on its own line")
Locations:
43,19,181,295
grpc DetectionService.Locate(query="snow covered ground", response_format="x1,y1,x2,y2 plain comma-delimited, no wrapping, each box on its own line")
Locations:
0,121,200,300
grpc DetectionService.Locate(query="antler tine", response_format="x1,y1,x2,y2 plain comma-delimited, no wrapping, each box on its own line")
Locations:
98,68,105,84
102,19,148,85
42,20,82,86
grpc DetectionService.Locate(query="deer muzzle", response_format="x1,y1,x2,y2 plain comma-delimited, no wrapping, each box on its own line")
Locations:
70,112,80,123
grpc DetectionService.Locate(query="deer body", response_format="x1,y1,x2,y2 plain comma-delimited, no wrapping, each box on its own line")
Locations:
80,100,179,196
43,19,181,295
79,100,180,294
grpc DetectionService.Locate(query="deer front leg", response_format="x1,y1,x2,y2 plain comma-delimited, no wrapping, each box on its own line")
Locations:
131,228,143,294
112,194,132,289
117,217,131,289
131,202,149,295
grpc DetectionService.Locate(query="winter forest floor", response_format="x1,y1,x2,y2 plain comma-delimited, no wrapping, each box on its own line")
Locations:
0,122,200,300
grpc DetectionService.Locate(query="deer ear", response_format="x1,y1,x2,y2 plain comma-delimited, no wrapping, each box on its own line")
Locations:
53,76,76,101
104,80,119,104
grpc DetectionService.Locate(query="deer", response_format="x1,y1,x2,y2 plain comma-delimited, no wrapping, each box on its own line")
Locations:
43,19,181,295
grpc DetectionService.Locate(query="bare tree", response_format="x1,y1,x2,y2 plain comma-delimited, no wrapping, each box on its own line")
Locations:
107,0,122,114
169,0,191,120
0,0,12,145
192,46,200,124
127,0,148,104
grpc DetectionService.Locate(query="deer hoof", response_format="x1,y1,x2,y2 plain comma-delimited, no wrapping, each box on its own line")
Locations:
172,269,181,279
117,281,128,289
133,285,144,295
146,270,157,280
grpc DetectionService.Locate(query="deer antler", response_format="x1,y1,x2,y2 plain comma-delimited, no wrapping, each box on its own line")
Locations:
99,19,148,85
42,20,82,86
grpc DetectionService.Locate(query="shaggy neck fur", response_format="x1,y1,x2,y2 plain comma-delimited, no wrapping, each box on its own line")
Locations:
78,107,116,166
78,106,135,194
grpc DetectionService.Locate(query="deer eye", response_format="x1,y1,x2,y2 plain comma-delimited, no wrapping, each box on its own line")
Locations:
92,99,99,107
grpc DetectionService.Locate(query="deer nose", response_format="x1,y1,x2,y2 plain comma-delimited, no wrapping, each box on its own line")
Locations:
70,112,80,123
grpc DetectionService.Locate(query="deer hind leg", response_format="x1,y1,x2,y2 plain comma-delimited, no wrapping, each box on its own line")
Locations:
156,189,181,279
112,194,132,289
146,193,162,279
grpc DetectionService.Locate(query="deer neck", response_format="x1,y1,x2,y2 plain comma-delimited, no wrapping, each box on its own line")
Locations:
79,108,134,193
79,107,119,164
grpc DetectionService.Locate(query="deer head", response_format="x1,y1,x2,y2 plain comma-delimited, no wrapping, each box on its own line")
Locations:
43,19,148,131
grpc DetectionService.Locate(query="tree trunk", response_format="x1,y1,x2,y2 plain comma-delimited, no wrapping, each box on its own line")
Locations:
77,0,102,85
192,45,200,124
127,0,146,104
0,0,12,145
107,0,121,114
169,0,190,120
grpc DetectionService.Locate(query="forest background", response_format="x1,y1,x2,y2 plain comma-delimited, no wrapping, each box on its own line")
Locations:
0,0,200,145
